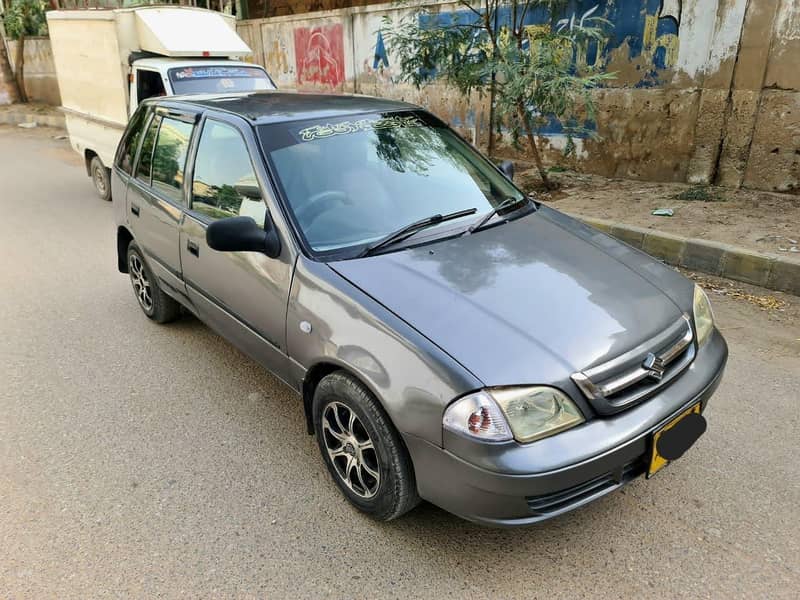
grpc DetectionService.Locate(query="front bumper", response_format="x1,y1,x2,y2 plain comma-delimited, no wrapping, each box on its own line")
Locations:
403,330,728,527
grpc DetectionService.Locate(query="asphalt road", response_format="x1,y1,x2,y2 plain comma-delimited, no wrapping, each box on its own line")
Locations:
1,125,799,599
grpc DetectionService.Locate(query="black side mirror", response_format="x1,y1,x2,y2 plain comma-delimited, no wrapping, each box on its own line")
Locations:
498,159,515,181
206,216,281,258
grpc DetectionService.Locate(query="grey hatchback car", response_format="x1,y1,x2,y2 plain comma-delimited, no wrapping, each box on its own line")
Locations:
113,92,727,526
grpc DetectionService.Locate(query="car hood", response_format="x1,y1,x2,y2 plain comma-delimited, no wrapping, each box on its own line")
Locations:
329,207,685,386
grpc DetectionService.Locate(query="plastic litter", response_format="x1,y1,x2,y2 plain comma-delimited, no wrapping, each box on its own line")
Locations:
651,208,674,217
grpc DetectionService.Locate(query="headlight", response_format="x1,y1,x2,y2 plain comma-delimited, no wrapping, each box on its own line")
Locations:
443,387,584,444
693,285,715,346
492,387,585,443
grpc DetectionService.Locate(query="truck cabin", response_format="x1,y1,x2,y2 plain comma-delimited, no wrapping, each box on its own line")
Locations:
130,57,276,114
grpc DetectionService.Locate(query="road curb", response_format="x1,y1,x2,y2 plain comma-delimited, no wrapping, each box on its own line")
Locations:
571,214,800,297
0,109,65,129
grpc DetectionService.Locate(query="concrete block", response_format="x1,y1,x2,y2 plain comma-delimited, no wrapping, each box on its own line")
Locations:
721,248,774,287
611,224,647,249
766,258,800,296
642,231,685,265
680,239,726,275
582,218,614,234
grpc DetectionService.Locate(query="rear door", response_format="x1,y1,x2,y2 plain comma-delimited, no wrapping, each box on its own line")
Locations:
179,113,296,380
127,108,195,305
112,103,150,225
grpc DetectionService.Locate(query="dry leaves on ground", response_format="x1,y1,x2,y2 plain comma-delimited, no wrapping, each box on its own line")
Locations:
686,273,788,311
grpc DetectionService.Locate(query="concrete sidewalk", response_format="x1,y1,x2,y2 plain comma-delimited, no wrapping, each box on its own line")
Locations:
574,214,800,297
0,103,64,128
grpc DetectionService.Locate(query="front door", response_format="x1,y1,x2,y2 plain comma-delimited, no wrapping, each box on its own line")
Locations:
179,115,295,380
127,110,194,304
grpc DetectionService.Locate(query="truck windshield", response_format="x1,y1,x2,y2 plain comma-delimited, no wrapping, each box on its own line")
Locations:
168,66,275,95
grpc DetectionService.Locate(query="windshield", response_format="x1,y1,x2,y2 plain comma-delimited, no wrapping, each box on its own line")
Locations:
258,111,527,258
168,66,275,95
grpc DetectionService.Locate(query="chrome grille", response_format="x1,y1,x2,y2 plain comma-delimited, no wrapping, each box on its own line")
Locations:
571,315,695,415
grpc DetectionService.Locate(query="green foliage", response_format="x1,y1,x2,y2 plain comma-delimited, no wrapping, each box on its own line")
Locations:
384,1,615,182
673,186,727,202
489,24,614,141
216,184,244,214
151,139,181,188
3,0,48,39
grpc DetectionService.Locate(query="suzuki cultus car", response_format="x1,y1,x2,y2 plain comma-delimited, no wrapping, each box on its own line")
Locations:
113,92,727,526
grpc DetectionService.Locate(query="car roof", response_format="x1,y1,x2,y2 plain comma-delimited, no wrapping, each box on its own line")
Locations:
154,91,420,125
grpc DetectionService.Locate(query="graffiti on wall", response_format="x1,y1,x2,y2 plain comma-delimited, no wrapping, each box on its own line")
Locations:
404,0,685,136
417,0,683,87
252,2,686,96
265,37,295,87
295,24,346,88
361,29,396,84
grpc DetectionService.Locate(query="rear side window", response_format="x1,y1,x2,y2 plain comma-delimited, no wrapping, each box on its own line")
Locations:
150,117,193,205
191,120,265,226
136,115,160,184
116,106,150,175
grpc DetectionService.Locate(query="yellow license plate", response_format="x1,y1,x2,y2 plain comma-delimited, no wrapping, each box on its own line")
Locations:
647,402,703,478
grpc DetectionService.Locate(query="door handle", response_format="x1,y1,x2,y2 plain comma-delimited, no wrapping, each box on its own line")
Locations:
131,204,140,217
187,240,199,257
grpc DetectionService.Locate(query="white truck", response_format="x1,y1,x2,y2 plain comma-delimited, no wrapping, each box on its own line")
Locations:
47,6,274,200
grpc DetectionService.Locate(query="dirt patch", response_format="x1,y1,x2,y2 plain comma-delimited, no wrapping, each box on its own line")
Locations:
522,169,800,256
0,103,61,116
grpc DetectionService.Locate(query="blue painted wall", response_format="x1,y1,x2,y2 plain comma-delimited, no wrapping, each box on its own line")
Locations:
418,1,683,136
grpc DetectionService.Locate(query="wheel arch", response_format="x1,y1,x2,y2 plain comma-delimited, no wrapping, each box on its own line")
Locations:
301,361,389,437
117,226,134,273
84,149,99,176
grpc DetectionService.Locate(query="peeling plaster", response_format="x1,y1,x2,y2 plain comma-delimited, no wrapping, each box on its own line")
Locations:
541,135,589,160
705,0,749,79
673,0,718,79
775,0,800,40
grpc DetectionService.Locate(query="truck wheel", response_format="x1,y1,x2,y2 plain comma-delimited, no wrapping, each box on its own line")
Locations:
90,156,112,201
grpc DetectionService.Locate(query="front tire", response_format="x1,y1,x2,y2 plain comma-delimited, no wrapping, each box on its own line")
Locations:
90,156,111,201
313,372,420,521
126,241,180,324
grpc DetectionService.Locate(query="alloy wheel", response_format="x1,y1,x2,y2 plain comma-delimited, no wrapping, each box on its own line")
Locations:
128,254,153,312
322,401,381,498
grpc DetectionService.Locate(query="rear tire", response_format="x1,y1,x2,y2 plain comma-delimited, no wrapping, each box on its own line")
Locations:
313,371,420,521
126,241,180,324
90,156,111,201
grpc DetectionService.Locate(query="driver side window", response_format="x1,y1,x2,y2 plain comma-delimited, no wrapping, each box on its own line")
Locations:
137,70,166,103
191,120,266,227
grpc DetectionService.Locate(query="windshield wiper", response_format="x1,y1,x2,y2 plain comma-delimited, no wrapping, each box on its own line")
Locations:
467,196,530,234
358,208,478,258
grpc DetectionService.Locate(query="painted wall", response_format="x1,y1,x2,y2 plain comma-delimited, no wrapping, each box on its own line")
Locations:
239,0,800,194
7,37,62,106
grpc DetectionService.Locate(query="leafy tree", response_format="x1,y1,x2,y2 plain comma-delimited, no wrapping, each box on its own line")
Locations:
215,184,244,215
151,139,181,188
384,0,615,188
3,0,48,103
